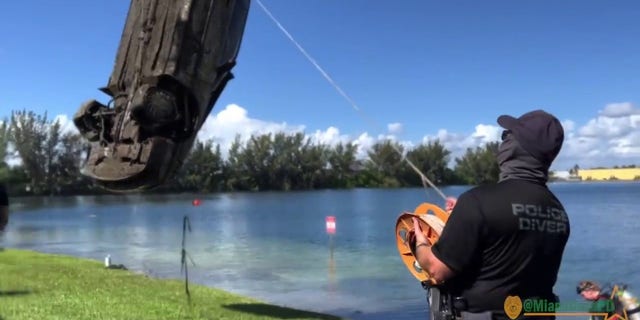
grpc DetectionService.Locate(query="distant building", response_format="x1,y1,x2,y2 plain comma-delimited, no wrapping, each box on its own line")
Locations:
550,170,581,181
577,168,640,181
552,170,570,179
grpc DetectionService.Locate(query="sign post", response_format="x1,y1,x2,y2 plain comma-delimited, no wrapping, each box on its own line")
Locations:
325,216,336,291
325,216,336,235
325,216,336,258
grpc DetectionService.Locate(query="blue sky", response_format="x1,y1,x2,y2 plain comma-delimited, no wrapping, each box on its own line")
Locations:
1,1,639,170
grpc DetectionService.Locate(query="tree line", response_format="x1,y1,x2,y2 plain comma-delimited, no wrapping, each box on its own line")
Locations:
0,109,502,196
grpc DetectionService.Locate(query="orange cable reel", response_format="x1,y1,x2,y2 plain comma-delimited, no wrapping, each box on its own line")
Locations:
395,202,451,285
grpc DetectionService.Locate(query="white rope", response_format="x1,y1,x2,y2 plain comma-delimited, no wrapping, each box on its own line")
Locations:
254,0,447,201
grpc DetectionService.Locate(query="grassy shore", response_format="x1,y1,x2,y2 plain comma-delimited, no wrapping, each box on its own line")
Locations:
0,249,344,320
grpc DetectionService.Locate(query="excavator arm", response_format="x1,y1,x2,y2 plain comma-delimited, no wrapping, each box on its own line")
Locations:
73,0,251,192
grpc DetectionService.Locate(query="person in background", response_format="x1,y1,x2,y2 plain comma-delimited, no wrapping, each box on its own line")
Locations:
0,183,8,232
412,110,570,320
577,280,634,320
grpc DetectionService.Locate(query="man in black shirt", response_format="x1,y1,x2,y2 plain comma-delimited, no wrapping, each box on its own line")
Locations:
412,110,570,320
0,183,8,231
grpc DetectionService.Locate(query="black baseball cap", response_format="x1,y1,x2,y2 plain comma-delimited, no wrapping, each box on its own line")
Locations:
497,109,564,165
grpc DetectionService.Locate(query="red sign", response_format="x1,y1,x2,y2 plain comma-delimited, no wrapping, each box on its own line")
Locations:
326,216,336,234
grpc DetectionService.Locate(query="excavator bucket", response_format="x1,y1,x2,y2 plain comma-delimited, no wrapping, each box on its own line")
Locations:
74,0,251,192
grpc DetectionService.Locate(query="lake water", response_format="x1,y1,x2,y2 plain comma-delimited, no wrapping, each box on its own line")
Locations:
2,182,639,320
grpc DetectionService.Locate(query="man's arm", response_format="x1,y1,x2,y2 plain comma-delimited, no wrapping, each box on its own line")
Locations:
0,184,8,231
415,191,486,283
415,245,456,284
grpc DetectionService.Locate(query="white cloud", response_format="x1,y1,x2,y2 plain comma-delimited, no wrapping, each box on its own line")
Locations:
419,124,502,167
561,120,575,132
168,102,640,171
557,103,640,169
196,103,306,156
2,114,79,167
5,102,639,172
598,102,640,118
52,114,79,135
352,132,375,159
387,122,403,135
415,103,639,171
197,105,415,160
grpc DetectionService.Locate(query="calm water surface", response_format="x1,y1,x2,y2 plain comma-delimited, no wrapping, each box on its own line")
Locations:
2,182,639,320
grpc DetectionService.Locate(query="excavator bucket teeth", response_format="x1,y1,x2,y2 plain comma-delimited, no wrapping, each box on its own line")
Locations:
75,0,251,192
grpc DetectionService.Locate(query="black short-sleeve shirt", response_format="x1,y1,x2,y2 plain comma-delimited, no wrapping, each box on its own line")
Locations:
431,179,570,312
0,184,8,206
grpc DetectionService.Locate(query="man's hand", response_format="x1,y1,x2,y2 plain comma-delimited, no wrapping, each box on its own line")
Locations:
412,217,428,247
445,197,457,212
411,216,456,284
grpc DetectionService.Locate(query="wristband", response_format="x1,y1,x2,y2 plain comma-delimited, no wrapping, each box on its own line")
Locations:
416,242,429,250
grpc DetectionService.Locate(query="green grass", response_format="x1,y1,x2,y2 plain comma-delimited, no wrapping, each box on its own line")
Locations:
0,249,345,320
